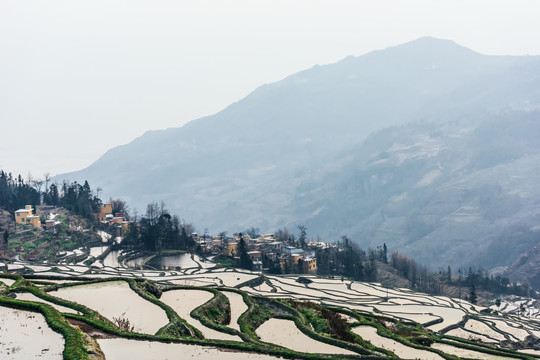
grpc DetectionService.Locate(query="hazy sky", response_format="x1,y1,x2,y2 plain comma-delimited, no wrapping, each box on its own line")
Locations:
1,0,540,179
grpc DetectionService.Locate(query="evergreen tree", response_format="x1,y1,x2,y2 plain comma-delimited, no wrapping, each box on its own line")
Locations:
237,235,253,271
469,285,478,304
3,230,8,256
298,225,307,249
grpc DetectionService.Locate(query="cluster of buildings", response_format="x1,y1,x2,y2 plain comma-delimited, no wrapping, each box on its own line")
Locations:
15,203,129,231
97,203,130,232
193,232,319,274
14,205,76,230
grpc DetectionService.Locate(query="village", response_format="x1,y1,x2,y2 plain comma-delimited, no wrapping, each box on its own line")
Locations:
191,231,320,274
10,202,321,274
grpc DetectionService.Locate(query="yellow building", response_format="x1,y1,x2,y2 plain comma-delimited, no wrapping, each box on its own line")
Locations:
15,205,41,228
224,241,238,256
302,258,317,274
98,203,113,221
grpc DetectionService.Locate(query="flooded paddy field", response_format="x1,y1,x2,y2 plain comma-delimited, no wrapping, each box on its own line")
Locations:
15,292,79,314
431,342,513,359
160,288,241,341
0,306,64,359
53,280,169,334
257,318,356,355
352,325,443,360
97,338,277,359
3,257,540,359
0,277,16,286
222,290,247,331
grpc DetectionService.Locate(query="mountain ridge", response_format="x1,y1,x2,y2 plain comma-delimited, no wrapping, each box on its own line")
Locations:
57,37,540,275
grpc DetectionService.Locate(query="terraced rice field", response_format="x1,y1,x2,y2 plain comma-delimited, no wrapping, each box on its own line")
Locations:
15,292,79,314
257,318,356,355
53,280,169,334
97,338,277,359
3,254,540,359
0,306,64,359
0,277,16,286
222,290,247,331
160,288,241,341
352,325,443,360
431,342,512,359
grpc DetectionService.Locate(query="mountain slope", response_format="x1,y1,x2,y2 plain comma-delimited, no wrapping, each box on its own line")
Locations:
58,37,540,271
294,111,540,268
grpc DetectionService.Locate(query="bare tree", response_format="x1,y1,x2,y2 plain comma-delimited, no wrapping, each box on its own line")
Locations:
110,198,129,217
43,172,51,193
160,201,167,216
32,178,44,205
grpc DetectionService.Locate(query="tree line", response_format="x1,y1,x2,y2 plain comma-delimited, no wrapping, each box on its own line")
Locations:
390,250,535,299
121,202,195,253
315,236,383,282
0,170,104,221
0,171,41,213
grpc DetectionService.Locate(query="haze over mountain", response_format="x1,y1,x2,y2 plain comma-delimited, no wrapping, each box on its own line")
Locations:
59,37,540,276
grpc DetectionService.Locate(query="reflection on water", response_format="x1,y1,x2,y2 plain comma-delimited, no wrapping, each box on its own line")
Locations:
102,250,120,268
146,254,199,269
126,253,199,270
126,256,145,268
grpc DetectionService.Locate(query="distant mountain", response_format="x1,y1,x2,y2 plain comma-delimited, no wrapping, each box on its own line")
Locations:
58,37,540,273
294,112,540,269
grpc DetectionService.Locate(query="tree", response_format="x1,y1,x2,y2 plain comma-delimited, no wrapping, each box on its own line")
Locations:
43,172,51,193
495,298,501,310
519,302,526,317
245,227,260,239
275,228,294,245
237,235,253,271
298,225,307,249
469,285,478,305
297,257,304,274
110,198,129,217
124,222,140,249
31,178,44,204
3,230,8,256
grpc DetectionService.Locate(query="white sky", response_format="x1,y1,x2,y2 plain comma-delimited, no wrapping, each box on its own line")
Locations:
1,0,540,179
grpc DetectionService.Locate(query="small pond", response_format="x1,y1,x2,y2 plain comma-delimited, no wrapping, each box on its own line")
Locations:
128,253,199,270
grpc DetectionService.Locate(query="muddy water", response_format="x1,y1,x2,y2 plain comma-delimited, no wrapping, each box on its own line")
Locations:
212,271,257,287
145,253,199,269
0,305,64,359
352,325,443,360
222,291,248,331
125,256,146,268
53,280,169,334
102,250,121,268
89,246,107,258
463,319,506,341
16,292,79,314
97,338,275,359
431,342,510,360
256,318,356,355
160,289,240,341
125,253,200,269
0,277,16,286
